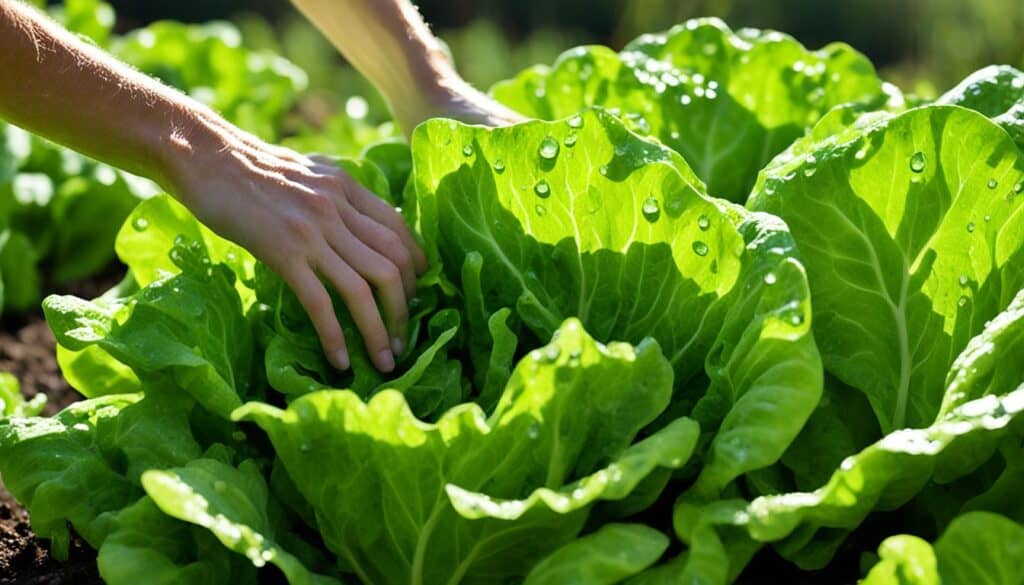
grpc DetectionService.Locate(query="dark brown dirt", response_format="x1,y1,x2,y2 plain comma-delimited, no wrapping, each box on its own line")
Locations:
0,269,122,585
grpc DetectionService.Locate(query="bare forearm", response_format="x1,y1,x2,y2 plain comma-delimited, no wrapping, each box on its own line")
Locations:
289,0,459,130
0,1,219,190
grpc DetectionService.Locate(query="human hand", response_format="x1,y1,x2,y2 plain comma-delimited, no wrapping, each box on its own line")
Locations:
161,118,426,373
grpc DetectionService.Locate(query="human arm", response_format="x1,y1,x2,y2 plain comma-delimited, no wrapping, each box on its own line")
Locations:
289,0,523,135
0,0,424,372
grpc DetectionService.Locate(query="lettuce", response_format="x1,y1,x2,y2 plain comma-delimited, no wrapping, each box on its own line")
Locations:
1,14,1024,585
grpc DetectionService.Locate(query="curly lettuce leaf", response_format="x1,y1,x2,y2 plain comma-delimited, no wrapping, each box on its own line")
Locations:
664,289,1024,582
236,319,698,584
749,105,1024,432
862,512,1024,585
0,385,204,559
937,65,1024,149
142,458,341,585
522,524,669,585
0,372,46,417
492,18,884,200
97,496,258,585
412,109,821,498
44,239,254,418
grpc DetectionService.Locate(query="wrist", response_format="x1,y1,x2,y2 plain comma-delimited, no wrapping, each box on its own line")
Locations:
150,107,235,203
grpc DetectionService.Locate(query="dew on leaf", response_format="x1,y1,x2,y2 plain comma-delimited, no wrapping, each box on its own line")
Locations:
697,214,710,230
958,295,969,307
1015,181,1023,194
539,136,560,160
462,145,473,157
534,204,546,216
493,159,505,173
959,274,970,286
564,133,578,147
599,165,609,176
641,197,661,222
764,272,777,285
692,241,709,256
131,216,149,231
966,222,975,233
567,114,584,129
534,180,550,198
988,178,998,189
909,152,926,173
526,422,540,439
790,313,804,326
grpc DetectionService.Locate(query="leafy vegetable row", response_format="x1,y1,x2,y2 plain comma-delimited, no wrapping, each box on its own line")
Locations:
2,13,1024,585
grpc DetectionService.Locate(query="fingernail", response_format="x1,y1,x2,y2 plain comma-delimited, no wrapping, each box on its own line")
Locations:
334,350,350,370
378,349,395,373
391,336,405,357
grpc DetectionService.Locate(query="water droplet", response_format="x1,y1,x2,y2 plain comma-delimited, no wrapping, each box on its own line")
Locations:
692,241,709,256
526,423,540,439
803,165,817,177
1015,182,1023,194
132,216,149,231
909,152,926,173
493,159,505,173
958,295,969,307
696,214,711,231
539,136,560,160
984,214,991,222
641,197,661,222
764,273,777,285
567,114,584,129
462,145,473,157
543,345,560,362
959,274,970,287
988,178,998,189
173,234,187,246
534,204,546,216
534,180,550,198
790,314,805,326
599,165,609,176
966,222,975,233
680,94,692,105
564,133,578,147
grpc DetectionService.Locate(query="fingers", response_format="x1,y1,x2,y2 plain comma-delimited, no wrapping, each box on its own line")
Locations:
315,248,397,373
324,228,409,355
343,180,428,275
284,266,350,371
338,202,417,299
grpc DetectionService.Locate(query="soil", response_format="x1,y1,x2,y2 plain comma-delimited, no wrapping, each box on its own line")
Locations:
0,269,122,585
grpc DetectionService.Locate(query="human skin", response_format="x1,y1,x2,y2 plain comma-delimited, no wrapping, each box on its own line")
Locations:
0,0,518,373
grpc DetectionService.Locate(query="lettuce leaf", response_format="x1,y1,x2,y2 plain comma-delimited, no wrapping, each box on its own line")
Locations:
749,105,1024,432
492,18,884,201
236,319,699,584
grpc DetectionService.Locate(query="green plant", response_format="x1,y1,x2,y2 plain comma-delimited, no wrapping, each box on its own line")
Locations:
2,13,1024,585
